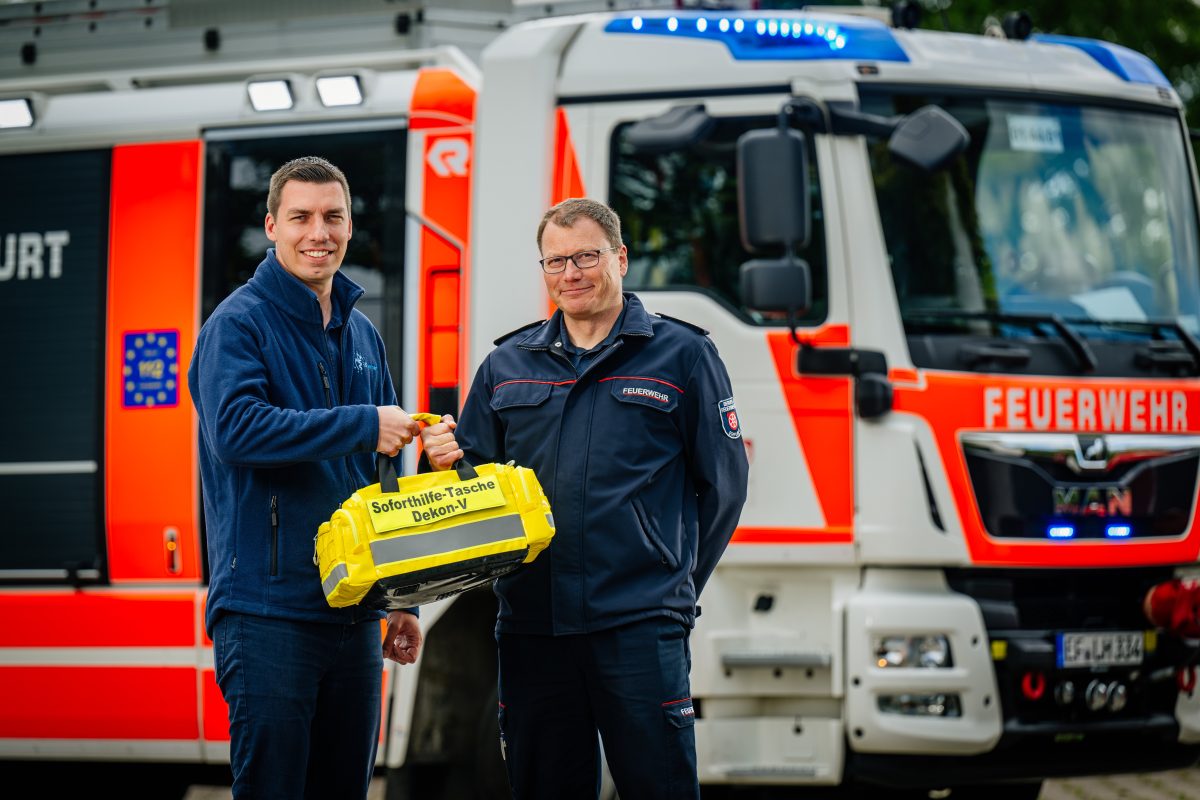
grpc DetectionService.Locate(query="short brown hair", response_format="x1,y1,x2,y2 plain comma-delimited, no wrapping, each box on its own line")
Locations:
537,198,622,252
267,156,352,219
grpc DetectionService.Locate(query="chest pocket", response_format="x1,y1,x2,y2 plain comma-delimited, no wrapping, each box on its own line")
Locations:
606,377,680,413
490,380,556,412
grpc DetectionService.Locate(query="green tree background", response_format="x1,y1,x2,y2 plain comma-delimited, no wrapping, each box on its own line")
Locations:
927,0,1200,128
786,1,1200,130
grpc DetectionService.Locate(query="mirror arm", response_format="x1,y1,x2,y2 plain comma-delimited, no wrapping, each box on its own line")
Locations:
827,102,899,139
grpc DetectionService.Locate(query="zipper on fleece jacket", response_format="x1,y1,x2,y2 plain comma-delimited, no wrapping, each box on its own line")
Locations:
318,361,334,407
270,495,279,577
317,359,357,500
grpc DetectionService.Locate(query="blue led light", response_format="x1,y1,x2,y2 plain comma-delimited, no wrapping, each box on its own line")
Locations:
1106,524,1133,538
1032,34,1170,88
604,13,909,63
1048,525,1076,539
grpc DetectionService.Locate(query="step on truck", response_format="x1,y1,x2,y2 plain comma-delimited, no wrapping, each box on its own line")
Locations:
3,2,1200,798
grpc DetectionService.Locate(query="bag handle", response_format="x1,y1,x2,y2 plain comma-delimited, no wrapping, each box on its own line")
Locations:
376,411,478,492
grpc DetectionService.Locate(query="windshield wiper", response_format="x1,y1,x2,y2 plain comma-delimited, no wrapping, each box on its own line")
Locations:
903,310,1098,372
1108,318,1200,372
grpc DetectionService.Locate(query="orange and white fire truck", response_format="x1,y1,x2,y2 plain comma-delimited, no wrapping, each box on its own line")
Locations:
3,1,1200,797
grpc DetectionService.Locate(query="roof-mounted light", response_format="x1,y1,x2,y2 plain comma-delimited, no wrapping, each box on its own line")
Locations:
316,75,364,108
0,97,34,129
247,79,294,112
605,12,908,63
1032,34,1170,89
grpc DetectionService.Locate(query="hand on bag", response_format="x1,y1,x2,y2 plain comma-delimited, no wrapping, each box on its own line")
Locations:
376,406,421,457
420,414,463,472
384,610,423,665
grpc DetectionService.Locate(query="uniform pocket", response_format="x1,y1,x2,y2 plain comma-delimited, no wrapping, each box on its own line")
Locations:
490,379,555,411
662,697,696,729
632,495,680,570
605,376,680,412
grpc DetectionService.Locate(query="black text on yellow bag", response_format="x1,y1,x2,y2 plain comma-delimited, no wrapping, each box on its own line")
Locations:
315,453,555,610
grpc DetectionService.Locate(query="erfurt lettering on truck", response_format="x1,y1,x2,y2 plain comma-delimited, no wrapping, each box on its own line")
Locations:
1053,486,1133,517
983,386,1187,431
0,231,70,281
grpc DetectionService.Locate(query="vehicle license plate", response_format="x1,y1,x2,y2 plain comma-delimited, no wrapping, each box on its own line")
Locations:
1057,631,1144,668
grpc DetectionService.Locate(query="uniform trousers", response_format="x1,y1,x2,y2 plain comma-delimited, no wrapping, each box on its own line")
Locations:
497,616,698,800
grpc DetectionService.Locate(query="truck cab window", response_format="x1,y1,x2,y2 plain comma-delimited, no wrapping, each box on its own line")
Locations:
202,129,407,391
610,114,828,325
862,90,1200,374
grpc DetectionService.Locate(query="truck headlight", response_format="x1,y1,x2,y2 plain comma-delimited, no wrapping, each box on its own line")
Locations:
873,634,953,668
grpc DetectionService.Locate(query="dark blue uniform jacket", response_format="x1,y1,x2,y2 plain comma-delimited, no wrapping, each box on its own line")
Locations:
189,250,394,637
456,293,750,635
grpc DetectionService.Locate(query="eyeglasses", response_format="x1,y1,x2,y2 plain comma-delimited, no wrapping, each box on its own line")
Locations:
538,247,618,274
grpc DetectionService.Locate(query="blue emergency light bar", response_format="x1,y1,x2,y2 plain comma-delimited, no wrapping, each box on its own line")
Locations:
604,13,909,63
1031,34,1171,88
1047,525,1076,539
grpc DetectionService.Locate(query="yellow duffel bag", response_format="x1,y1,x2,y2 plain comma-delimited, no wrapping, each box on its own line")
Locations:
315,421,555,610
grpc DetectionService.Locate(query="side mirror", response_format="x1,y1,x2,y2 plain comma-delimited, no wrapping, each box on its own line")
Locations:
740,258,811,315
736,126,810,252
888,105,969,172
625,105,716,154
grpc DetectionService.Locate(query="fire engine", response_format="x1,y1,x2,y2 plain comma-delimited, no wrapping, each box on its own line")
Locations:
3,1,1200,797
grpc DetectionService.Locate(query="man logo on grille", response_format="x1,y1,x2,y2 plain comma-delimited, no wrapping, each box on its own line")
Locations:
1076,435,1110,470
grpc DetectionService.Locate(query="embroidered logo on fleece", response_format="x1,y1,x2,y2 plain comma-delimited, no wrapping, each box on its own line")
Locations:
354,351,379,374
719,397,741,439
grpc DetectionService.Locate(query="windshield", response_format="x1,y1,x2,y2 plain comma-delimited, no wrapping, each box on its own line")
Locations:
862,92,1200,338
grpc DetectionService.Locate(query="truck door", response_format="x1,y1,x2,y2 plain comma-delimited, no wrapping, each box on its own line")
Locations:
0,150,110,580
580,97,855,547
202,125,409,402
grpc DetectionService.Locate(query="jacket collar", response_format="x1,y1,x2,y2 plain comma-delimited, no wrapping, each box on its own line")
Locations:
519,292,653,350
249,248,364,328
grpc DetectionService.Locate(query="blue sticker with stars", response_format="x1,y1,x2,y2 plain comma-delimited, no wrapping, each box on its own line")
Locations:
123,330,180,409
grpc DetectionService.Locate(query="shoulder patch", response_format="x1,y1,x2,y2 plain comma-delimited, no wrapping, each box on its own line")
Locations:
719,397,742,439
493,320,546,346
654,312,709,337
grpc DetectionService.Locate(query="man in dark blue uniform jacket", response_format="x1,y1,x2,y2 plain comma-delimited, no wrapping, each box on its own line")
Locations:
452,197,750,799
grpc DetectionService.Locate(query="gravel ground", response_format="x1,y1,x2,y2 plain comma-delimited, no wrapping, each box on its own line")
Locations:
179,771,1200,800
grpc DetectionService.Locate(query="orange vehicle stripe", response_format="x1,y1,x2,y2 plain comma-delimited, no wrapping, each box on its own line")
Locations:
0,666,198,739
732,526,853,544
412,68,475,414
201,668,230,742
105,141,202,582
894,372,1200,567
766,327,855,541
552,108,585,204
546,108,587,318
0,589,198,647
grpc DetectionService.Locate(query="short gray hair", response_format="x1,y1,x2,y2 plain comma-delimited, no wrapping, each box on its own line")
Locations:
537,198,622,252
